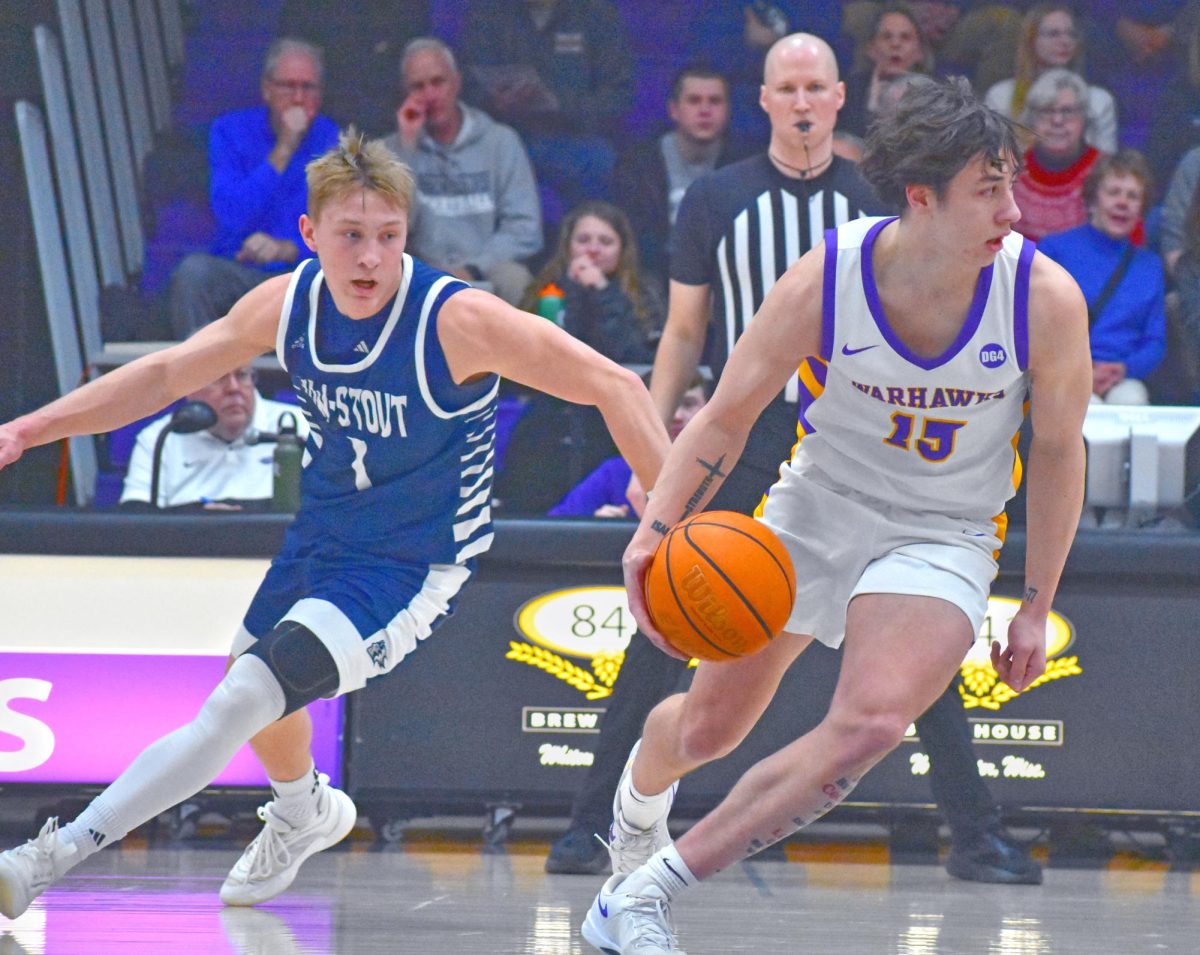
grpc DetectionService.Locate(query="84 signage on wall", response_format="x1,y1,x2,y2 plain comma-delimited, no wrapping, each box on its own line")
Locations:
507,587,638,700
507,588,1080,713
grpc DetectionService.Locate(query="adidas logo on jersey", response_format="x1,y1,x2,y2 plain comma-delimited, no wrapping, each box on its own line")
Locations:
354,341,370,355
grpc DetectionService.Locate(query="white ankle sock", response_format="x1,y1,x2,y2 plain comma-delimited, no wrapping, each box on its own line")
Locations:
269,764,322,826
618,773,672,831
619,845,697,900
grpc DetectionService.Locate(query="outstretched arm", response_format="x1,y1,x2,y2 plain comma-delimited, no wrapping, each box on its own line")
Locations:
0,275,287,471
437,289,671,495
994,253,1091,690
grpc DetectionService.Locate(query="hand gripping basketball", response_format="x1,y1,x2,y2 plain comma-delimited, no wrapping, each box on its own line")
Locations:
643,511,796,662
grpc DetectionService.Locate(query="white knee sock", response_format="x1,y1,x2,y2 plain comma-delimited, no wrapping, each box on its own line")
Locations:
268,763,322,826
60,655,286,866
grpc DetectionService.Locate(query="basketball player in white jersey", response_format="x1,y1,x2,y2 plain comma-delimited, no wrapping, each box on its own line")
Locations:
0,132,669,920
583,76,1091,954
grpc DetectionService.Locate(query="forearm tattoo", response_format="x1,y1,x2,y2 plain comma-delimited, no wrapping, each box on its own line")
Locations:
651,519,670,537
1023,586,1038,604
678,453,729,522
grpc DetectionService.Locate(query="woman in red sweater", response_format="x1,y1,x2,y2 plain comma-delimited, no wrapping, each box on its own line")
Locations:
1013,67,1100,241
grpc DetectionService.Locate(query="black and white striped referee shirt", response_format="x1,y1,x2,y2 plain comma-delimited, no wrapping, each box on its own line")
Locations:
668,153,887,499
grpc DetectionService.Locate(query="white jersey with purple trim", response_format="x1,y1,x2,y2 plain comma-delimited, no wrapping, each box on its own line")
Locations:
785,216,1034,522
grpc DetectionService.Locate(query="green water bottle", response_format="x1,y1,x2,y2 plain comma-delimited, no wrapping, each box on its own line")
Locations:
272,412,303,513
536,282,565,325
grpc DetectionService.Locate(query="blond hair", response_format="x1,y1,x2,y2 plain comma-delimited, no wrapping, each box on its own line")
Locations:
1011,5,1084,118
305,128,414,220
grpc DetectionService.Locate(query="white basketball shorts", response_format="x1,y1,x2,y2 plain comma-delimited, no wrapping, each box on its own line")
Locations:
757,462,1003,649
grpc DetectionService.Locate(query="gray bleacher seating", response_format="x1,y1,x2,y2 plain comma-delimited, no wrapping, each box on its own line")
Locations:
56,0,125,290
82,0,144,278
15,101,99,506
37,20,174,369
136,0,173,135
110,0,155,169
158,0,185,70
34,26,103,362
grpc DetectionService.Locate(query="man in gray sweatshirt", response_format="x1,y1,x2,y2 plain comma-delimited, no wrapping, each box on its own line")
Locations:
383,37,543,305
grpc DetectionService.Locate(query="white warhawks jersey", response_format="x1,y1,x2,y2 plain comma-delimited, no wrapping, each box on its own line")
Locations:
786,216,1033,524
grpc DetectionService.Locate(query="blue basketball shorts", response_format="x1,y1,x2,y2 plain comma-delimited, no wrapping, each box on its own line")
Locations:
232,525,472,696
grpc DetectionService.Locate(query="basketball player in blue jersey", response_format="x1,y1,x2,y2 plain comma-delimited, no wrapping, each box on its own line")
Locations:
582,76,1092,954
0,131,670,920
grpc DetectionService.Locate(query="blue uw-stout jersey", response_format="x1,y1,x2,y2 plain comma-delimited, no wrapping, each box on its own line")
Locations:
275,255,498,565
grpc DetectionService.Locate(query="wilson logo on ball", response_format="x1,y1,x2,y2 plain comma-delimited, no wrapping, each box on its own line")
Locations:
679,565,751,655
645,511,796,662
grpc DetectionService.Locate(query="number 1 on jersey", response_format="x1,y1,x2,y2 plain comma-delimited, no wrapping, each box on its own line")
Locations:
884,412,966,462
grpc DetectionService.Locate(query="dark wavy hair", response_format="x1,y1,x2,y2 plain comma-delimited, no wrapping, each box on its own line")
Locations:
860,75,1022,212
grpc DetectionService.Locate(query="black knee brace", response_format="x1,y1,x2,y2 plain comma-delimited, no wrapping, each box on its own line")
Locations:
245,621,341,717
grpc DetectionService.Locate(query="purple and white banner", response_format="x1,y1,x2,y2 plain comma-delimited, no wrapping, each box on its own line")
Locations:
0,652,342,786
0,555,343,787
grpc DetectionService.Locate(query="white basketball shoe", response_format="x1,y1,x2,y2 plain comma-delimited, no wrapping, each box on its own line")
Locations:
220,775,356,906
0,818,78,920
606,741,676,876
582,872,686,954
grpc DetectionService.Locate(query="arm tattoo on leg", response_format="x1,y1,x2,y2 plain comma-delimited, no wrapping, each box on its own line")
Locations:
743,776,859,858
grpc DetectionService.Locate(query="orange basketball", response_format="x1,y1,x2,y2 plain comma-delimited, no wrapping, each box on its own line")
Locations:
643,511,796,662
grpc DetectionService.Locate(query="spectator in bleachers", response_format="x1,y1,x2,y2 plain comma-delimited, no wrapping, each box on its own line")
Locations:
520,200,665,365
547,375,709,518
277,0,430,138
1087,1,1184,152
1158,140,1200,277
907,0,1021,93
1012,68,1102,241
683,2,846,146
168,38,338,338
839,4,930,140
1158,145,1200,376
1039,151,1165,405
460,0,634,224
1145,10,1200,190
381,37,542,307
119,366,308,511
984,5,1118,153
495,199,663,516
612,64,750,278
842,2,1020,92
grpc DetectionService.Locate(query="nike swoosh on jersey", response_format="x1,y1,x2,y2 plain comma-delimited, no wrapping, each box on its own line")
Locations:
841,343,878,356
